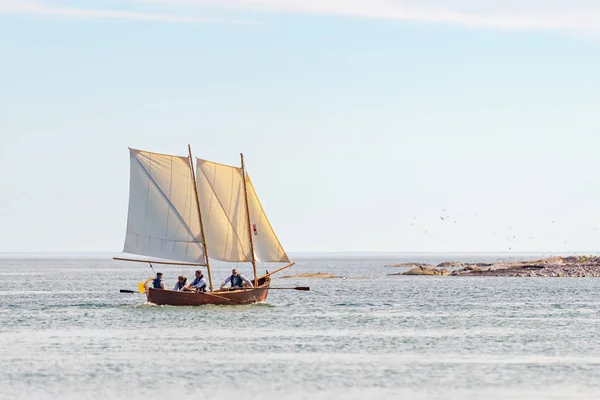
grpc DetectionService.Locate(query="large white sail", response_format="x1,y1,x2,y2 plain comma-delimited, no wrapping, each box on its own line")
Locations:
195,159,252,262
121,148,206,265
245,175,290,263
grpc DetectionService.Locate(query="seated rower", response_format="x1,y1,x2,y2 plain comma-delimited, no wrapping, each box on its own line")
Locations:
151,272,166,290
188,270,208,292
173,275,190,291
220,268,253,290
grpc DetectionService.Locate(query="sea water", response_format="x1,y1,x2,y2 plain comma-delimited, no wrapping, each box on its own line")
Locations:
1,254,600,400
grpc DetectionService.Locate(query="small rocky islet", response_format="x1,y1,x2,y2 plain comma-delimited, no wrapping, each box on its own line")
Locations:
387,256,600,277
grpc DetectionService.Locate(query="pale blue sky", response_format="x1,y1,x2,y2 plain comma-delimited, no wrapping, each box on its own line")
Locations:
1,1,600,253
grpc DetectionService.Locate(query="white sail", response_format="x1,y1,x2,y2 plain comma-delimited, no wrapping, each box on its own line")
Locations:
245,175,290,263
195,159,252,262
121,148,206,265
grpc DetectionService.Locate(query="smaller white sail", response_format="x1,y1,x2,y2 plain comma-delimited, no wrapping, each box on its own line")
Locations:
121,149,206,265
245,175,290,263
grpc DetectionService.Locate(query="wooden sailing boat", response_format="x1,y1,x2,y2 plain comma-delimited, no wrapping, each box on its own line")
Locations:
114,146,295,306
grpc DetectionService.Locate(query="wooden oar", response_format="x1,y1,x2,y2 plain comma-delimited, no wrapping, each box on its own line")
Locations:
120,289,242,304
122,287,308,293
196,291,242,305
121,279,152,294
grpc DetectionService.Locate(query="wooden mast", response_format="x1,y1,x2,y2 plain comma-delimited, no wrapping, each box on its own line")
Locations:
240,153,258,287
188,144,214,292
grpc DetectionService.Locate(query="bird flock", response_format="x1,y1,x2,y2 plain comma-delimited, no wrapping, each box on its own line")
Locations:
405,207,592,258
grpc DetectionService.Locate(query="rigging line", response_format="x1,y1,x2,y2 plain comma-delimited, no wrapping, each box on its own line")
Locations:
131,152,202,253
197,161,250,256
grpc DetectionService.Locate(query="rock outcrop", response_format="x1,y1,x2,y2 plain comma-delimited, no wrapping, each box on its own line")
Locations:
436,261,463,268
388,256,600,278
388,266,450,276
384,262,435,268
451,256,600,277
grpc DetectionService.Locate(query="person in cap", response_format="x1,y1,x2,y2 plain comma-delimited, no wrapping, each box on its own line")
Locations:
173,275,190,291
188,270,208,292
152,272,166,289
220,268,253,290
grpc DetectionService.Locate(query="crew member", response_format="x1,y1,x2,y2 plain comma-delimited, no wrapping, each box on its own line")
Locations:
152,272,166,289
220,268,253,289
173,275,189,291
189,270,208,292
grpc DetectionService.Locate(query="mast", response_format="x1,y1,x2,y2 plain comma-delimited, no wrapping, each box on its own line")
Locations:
188,144,214,292
240,153,258,287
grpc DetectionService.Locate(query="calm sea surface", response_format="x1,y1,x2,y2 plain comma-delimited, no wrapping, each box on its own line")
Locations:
2,253,600,400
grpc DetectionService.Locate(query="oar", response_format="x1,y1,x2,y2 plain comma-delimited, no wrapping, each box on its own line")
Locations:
269,287,310,291
196,291,242,305
121,280,152,294
120,289,241,304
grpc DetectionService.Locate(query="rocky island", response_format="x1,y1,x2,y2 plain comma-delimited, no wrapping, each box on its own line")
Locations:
389,256,600,277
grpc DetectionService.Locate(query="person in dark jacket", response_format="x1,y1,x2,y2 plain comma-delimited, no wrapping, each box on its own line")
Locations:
189,270,208,292
152,272,166,289
220,268,253,290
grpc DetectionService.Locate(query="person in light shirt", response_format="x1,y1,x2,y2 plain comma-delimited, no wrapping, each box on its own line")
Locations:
220,268,253,290
173,275,190,291
189,270,208,292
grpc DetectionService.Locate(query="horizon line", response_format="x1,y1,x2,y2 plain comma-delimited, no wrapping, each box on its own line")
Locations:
1,250,598,256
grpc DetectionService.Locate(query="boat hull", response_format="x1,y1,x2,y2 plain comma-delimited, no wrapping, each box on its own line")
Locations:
146,279,270,306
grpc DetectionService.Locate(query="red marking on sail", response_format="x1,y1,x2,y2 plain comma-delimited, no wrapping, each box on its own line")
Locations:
253,224,258,235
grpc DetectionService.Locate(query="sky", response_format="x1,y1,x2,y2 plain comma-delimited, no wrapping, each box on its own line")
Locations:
1,1,600,253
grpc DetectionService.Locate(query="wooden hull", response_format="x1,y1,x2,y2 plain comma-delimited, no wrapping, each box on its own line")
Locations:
146,277,270,306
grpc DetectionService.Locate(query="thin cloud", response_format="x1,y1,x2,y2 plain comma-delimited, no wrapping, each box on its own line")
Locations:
138,0,600,33
0,0,253,24
3,1,599,33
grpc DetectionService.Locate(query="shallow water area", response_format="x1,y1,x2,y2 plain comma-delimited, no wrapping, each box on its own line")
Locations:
2,253,600,399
